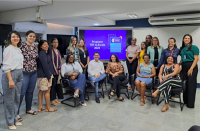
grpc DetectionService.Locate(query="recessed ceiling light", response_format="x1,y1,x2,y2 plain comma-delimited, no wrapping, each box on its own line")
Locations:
94,23,100,25
127,13,138,18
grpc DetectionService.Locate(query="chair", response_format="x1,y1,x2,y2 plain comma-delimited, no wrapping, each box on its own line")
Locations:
156,80,187,111
85,78,106,100
107,61,130,99
131,74,156,104
60,76,89,107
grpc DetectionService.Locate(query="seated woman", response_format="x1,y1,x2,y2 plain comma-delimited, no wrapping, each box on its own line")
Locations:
61,54,87,106
152,56,182,112
135,54,156,106
106,54,125,101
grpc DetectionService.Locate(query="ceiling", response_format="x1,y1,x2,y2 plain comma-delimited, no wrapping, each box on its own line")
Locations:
0,0,200,26
0,0,50,12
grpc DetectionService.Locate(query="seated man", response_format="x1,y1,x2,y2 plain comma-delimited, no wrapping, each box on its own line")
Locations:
88,52,106,103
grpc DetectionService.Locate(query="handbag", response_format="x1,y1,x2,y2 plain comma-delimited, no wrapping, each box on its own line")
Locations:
56,83,64,99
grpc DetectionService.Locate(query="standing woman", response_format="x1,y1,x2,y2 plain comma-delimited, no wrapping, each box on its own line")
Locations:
138,41,147,65
180,34,199,108
78,39,89,77
145,35,152,47
126,38,141,90
147,37,163,75
2,31,23,129
37,40,56,112
66,36,80,63
157,38,179,69
49,38,62,106
18,31,38,121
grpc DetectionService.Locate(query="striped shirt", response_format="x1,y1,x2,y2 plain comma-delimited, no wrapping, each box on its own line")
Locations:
49,49,62,75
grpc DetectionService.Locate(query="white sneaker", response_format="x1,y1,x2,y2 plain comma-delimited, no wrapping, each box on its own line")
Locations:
74,93,79,98
80,102,87,107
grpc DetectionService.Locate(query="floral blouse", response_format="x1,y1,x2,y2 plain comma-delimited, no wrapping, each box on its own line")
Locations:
106,62,123,74
20,42,38,72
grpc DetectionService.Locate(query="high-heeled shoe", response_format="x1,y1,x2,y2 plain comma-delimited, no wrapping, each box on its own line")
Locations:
161,105,169,112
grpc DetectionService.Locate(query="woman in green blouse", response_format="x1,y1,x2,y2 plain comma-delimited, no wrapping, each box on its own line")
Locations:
180,34,199,108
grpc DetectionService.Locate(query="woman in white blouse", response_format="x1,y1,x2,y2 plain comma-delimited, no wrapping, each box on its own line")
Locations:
61,54,87,106
2,31,24,130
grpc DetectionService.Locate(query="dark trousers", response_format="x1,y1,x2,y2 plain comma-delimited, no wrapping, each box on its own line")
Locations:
111,74,125,98
126,58,138,85
182,62,198,108
18,71,37,114
50,75,59,101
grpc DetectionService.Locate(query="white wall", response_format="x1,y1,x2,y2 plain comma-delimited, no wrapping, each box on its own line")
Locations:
133,26,200,83
42,23,73,40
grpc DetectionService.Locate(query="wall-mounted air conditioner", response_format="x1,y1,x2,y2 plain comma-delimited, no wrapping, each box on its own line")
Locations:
12,22,47,34
149,13,200,25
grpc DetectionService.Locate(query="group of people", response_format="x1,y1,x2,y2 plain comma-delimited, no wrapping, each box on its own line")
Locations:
1,30,199,130
126,35,199,112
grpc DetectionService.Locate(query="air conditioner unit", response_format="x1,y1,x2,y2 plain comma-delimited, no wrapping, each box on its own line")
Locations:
12,22,47,34
149,13,200,25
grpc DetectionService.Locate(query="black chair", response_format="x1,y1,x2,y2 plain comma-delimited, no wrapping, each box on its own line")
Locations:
85,78,106,100
156,80,187,111
60,76,89,107
131,74,156,104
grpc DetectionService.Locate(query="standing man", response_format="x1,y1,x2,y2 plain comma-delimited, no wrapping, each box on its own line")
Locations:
88,52,106,103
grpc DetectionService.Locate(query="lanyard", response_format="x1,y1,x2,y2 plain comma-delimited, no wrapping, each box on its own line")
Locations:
169,49,174,56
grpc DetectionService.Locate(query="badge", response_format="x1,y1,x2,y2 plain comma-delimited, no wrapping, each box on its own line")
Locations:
184,55,186,59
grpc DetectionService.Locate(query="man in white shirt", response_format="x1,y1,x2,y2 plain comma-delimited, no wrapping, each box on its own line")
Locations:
88,52,106,103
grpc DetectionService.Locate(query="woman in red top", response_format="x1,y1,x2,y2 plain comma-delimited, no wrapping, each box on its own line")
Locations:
106,54,124,101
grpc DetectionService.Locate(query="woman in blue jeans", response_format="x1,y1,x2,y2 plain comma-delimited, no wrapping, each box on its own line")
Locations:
18,30,38,121
61,54,87,106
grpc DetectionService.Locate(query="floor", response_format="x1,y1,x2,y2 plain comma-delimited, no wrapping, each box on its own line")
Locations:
0,84,199,131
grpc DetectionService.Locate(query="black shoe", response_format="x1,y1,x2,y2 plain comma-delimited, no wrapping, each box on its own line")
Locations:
90,81,95,88
95,97,100,103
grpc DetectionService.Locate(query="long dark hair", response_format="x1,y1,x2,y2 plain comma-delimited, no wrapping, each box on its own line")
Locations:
66,54,74,64
141,41,147,54
168,37,177,48
38,40,49,54
51,38,58,48
181,34,193,51
110,54,120,63
5,31,22,47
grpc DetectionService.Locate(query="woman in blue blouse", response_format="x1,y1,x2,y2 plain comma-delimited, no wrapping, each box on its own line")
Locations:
135,54,156,106
156,38,179,69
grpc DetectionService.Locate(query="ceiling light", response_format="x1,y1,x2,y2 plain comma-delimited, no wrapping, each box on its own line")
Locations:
94,23,100,25
127,13,138,18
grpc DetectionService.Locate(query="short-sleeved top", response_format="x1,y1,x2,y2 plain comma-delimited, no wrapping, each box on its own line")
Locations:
140,63,153,74
126,45,141,57
180,45,199,62
78,48,89,66
139,50,145,63
106,62,123,74
21,43,38,72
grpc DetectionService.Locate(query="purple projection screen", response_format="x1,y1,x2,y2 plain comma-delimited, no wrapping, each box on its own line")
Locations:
85,30,127,60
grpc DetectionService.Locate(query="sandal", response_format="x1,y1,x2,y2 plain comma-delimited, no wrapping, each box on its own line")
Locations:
118,97,124,102
45,107,57,112
18,117,23,122
51,100,59,106
26,110,37,115
55,99,61,104
38,107,46,112
109,90,115,98
140,99,145,106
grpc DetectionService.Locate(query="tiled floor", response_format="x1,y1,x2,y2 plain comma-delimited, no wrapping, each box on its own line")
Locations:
0,85,199,131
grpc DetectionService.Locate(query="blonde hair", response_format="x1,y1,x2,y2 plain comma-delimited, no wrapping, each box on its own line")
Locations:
68,36,77,54
78,39,87,51
151,37,161,48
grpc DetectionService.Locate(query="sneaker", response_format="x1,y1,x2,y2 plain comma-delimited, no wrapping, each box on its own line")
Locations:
74,93,79,98
80,102,87,107
95,97,100,103
90,81,95,88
